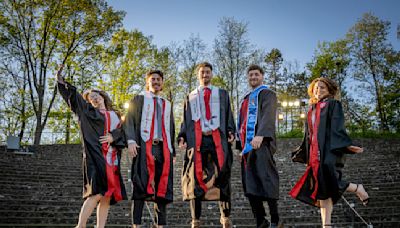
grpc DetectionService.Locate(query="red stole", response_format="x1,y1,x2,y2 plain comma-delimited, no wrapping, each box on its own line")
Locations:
239,97,249,167
101,111,123,202
290,102,322,201
144,99,171,198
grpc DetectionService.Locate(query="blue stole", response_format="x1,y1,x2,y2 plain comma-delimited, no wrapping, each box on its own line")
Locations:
239,85,268,154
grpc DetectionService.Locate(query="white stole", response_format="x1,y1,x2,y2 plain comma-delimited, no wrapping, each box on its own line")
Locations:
140,91,173,153
188,86,220,130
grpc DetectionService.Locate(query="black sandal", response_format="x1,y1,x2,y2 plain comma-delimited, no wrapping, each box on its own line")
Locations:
355,184,370,206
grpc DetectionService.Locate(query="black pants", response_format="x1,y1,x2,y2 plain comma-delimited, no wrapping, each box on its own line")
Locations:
132,199,167,225
132,143,167,225
190,135,231,220
248,196,279,226
190,198,231,219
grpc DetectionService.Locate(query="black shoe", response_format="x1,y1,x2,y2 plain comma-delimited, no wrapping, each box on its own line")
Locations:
270,223,283,228
258,220,270,228
270,223,278,228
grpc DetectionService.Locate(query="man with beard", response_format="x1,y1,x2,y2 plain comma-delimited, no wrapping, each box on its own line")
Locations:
237,65,280,228
178,62,236,228
124,70,175,228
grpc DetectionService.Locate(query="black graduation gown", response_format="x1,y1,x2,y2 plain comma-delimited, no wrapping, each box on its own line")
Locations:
290,99,353,207
178,88,235,201
124,95,175,203
57,82,127,205
237,89,279,200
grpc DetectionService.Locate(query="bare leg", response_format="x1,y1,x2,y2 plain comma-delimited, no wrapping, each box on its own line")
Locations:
346,183,369,205
76,194,102,228
96,196,111,228
320,198,333,226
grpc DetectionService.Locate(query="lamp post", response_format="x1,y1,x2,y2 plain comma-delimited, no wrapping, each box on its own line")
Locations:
278,113,284,134
281,101,288,133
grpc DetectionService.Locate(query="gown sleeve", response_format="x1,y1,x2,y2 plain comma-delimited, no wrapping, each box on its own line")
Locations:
255,90,277,139
123,96,140,143
110,127,127,149
170,106,176,157
329,100,353,154
177,97,188,142
57,81,88,115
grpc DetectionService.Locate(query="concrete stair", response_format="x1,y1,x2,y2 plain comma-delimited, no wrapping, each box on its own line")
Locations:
0,138,399,227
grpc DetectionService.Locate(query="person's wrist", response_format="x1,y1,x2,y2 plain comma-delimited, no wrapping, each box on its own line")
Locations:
128,139,136,145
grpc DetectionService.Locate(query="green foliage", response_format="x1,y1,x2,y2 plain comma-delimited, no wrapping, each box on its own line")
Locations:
346,12,395,131
100,28,155,108
265,48,283,91
349,130,400,139
277,129,303,138
0,0,124,145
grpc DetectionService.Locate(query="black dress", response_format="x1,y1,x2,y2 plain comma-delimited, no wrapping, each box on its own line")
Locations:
290,98,354,207
58,81,127,205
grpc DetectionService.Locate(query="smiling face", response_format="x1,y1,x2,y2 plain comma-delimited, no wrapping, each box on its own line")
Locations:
247,69,264,88
147,73,163,94
87,91,105,109
197,66,213,86
313,81,330,101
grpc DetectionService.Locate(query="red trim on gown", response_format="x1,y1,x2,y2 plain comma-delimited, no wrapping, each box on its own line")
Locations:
290,102,322,201
145,99,156,195
157,99,171,198
101,111,123,202
239,97,249,168
193,89,225,193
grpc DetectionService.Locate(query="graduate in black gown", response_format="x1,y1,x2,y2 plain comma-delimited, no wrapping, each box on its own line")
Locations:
178,62,236,228
55,65,127,228
237,65,280,228
290,77,369,227
124,70,175,228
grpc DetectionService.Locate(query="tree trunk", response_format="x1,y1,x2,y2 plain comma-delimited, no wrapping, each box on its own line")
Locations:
65,111,71,144
33,120,43,146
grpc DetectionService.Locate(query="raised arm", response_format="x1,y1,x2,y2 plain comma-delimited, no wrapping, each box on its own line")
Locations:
55,65,88,114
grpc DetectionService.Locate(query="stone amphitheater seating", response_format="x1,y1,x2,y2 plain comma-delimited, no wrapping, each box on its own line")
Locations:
0,139,399,227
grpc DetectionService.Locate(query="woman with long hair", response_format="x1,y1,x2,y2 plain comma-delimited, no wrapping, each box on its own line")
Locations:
290,77,369,227
55,65,127,228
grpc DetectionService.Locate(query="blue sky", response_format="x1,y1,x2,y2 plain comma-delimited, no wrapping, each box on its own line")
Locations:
107,0,400,68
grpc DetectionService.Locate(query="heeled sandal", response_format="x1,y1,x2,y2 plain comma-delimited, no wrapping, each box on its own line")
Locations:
355,184,370,206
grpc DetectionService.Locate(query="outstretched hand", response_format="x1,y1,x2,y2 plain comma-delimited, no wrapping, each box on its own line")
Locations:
55,64,65,84
347,145,363,154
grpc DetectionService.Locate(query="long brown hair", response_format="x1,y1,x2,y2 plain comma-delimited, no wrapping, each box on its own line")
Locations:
308,77,339,104
83,89,121,117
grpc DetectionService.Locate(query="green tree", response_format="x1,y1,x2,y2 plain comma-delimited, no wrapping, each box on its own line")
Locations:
346,12,395,131
214,17,259,113
0,0,124,145
179,34,206,95
100,29,155,109
265,48,283,91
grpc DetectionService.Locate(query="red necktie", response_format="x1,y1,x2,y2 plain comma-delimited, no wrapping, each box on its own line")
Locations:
204,87,211,120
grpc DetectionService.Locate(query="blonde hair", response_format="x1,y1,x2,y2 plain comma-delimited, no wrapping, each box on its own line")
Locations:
308,77,339,104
